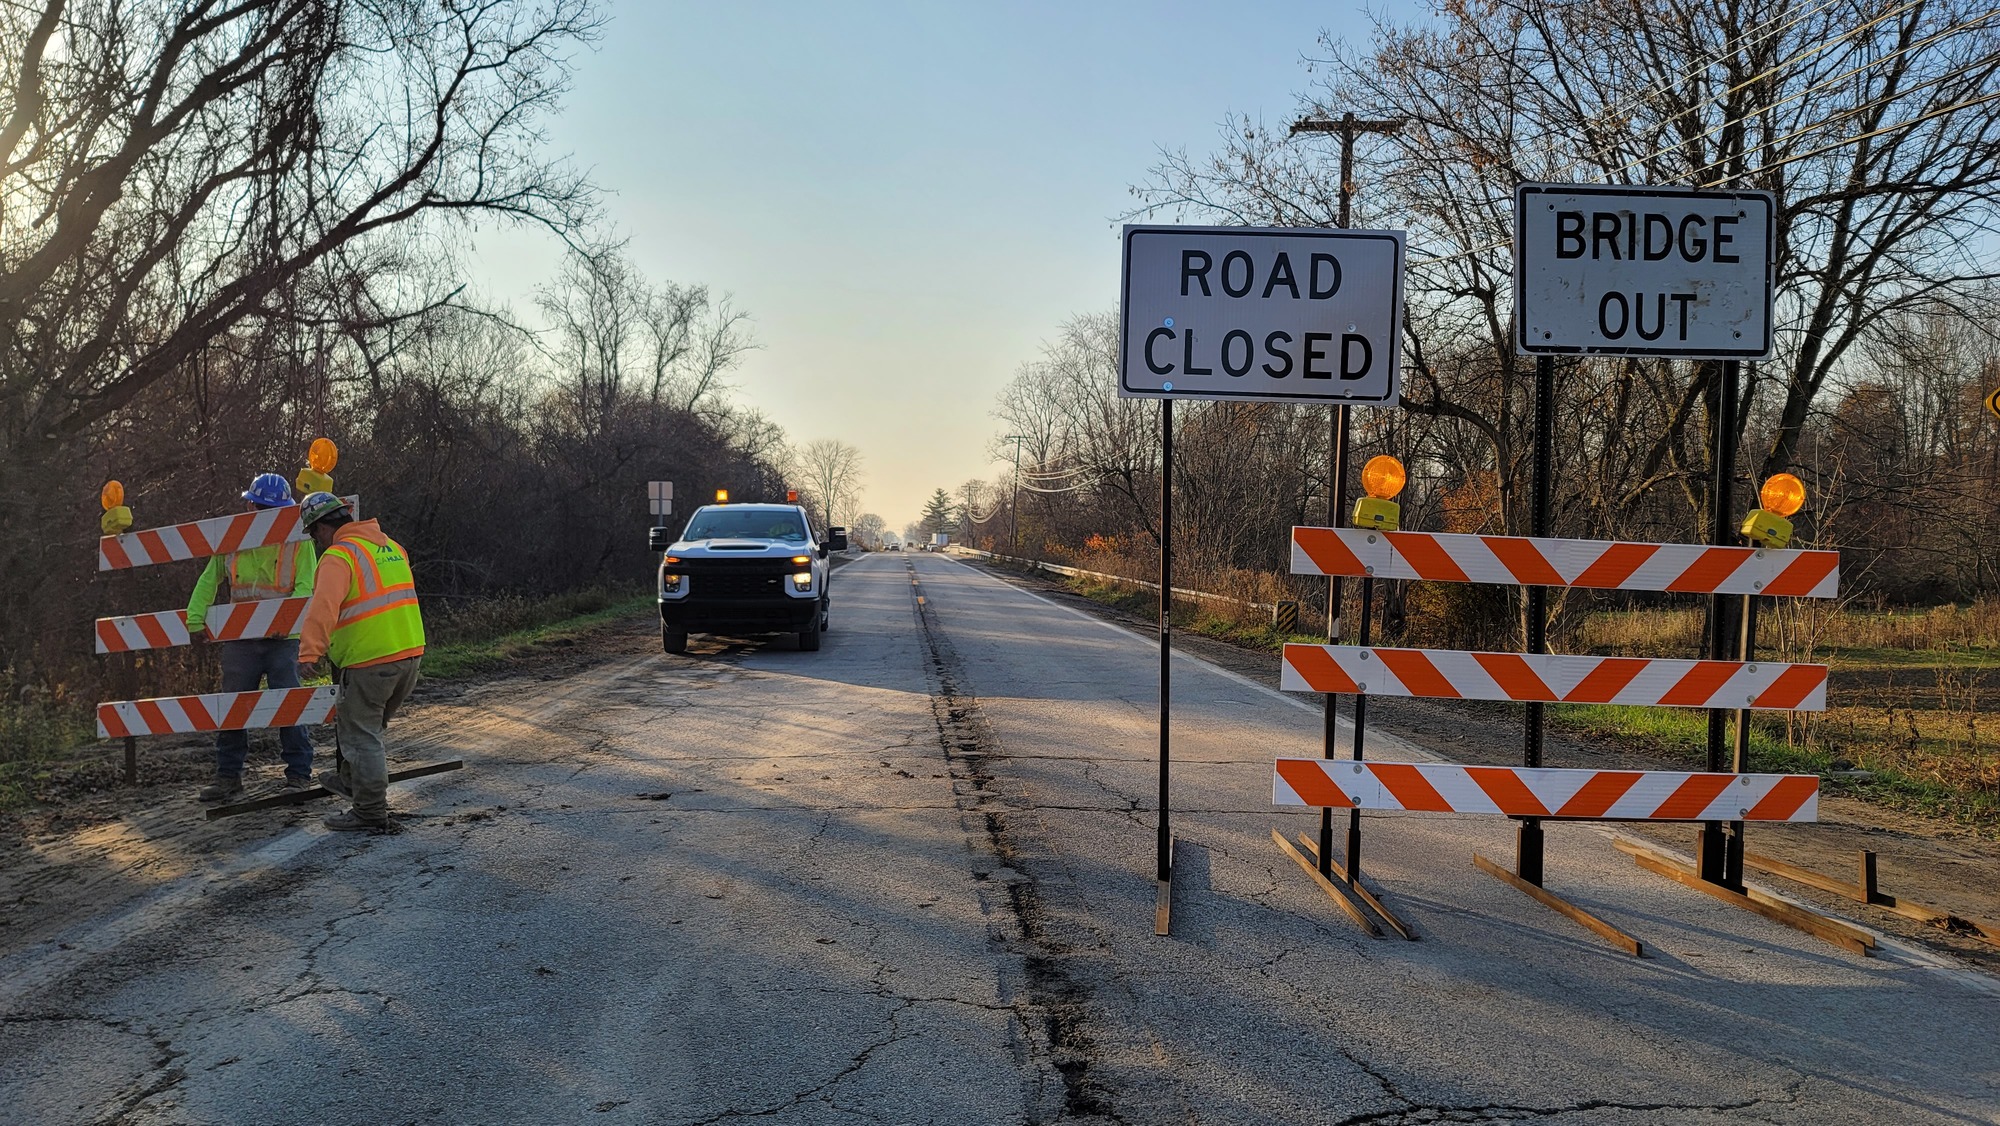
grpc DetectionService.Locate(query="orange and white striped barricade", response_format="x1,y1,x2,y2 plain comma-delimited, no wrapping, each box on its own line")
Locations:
98,496,360,571
1291,526,1839,598
96,686,339,739
94,597,311,654
1272,760,1819,823
1281,645,1828,711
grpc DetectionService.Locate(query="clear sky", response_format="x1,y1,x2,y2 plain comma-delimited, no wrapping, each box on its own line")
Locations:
473,1,1417,531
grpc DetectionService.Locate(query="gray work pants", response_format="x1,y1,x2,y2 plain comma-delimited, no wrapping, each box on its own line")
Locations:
335,657,421,820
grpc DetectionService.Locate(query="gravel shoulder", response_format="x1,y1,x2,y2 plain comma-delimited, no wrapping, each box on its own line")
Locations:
958,555,2000,977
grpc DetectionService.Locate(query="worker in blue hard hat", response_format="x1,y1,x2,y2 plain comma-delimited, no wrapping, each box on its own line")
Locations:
185,472,319,802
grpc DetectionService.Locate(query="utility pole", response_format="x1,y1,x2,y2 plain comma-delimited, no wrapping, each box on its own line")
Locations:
1290,110,1403,880
1004,434,1027,557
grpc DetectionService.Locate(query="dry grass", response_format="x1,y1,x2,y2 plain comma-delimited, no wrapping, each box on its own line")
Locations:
1571,599,2000,829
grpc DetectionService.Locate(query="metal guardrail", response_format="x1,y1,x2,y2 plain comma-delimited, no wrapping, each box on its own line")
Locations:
947,547,1278,613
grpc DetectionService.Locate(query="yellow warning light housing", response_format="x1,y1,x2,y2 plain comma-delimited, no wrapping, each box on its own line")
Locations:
98,480,131,535
1361,455,1407,500
1742,473,1806,549
1352,496,1400,532
296,468,333,496
715,489,730,504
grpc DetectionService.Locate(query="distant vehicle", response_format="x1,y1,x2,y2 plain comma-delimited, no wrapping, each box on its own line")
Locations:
649,501,848,653
886,542,902,551
929,533,949,552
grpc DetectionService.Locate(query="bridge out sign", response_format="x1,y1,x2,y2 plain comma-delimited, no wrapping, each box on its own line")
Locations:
1514,184,1774,359
1119,225,1404,404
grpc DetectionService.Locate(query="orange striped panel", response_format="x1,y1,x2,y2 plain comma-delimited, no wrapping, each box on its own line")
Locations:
1294,528,1366,576
1482,537,1563,587
1744,775,1819,820
1752,665,1827,709
135,613,178,649
1470,653,1559,701
1664,547,1752,593
1651,774,1735,819
180,696,217,731
213,513,250,554
271,689,314,727
1561,658,1650,703
1554,771,1645,817
135,699,173,735
98,704,129,738
1657,661,1739,707
96,620,123,652
1465,766,1550,817
100,537,134,569
1285,646,1361,694
221,693,260,729
1386,533,1471,583
136,529,171,564
1569,542,1658,589
1374,649,1460,698
1275,760,1354,807
1761,552,1839,597
1369,763,1454,812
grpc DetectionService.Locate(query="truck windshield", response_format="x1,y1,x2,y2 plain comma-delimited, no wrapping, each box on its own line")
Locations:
683,510,810,542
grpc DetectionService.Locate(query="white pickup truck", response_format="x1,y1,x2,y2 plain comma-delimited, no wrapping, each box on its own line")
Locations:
649,503,847,653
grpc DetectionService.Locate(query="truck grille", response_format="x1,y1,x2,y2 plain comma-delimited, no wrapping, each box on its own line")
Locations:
678,560,794,601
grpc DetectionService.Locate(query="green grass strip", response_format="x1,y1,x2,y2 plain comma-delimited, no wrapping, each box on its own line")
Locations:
420,591,655,680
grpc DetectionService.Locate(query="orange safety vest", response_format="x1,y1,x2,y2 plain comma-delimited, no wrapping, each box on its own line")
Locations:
321,536,426,668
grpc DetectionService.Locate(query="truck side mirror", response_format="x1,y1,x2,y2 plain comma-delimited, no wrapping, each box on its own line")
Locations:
647,526,673,551
828,527,848,552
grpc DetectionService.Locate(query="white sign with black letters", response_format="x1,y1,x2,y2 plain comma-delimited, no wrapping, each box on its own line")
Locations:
1119,225,1404,405
1515,184,1775,359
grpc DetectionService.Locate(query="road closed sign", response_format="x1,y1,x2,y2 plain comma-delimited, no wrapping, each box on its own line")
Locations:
1515,184,1774,359
1119,225,1404,405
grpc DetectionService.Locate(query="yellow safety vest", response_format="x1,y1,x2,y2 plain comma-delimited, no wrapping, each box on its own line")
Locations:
229,541,310,601
322,535,426,668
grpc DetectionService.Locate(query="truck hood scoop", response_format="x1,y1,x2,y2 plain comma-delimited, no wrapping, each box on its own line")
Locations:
706,541,772,551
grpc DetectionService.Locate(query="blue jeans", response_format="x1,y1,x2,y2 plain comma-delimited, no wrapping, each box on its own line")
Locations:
216,638,314,779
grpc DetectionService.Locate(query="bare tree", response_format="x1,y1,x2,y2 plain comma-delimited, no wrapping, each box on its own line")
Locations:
793,439,864,528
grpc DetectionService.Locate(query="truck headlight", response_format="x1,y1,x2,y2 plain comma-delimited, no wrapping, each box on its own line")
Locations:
792,572,813,591
661,572,684,594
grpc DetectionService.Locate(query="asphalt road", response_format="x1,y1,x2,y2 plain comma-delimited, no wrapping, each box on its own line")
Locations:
3,552,1996,1125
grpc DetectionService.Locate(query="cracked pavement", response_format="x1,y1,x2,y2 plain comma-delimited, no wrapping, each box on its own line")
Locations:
2,552,1997,1124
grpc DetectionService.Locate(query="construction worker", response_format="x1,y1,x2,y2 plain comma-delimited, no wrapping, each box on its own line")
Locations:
187,473,318,801
295,492,426,832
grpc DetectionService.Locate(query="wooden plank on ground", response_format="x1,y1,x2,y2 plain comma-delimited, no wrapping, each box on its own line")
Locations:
1616,839,1875,956
1272,828,1380,937
204,760,464,821
1295,833,1418,941
1473,851,1644,957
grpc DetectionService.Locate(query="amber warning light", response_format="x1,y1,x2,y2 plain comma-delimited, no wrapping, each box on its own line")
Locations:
1352,455,1405,531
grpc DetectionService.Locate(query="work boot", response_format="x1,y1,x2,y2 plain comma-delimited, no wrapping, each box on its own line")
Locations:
323,808,396,833
198,774,244,803
282,774,312,792
316,770,351,800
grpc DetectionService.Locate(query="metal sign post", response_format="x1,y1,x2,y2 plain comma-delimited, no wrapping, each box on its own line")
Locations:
1121,223,1407,936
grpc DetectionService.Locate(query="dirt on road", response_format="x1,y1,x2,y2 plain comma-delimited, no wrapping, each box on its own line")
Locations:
0,619,660,960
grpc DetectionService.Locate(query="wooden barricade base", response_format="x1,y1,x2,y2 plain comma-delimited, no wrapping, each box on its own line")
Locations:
1743,849,2000,948
1272,829,1380,937
205,760,464,821
1615,839,1876,956
1293,832,1417,940
1472,852,1643,957
1155,835,1177,937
